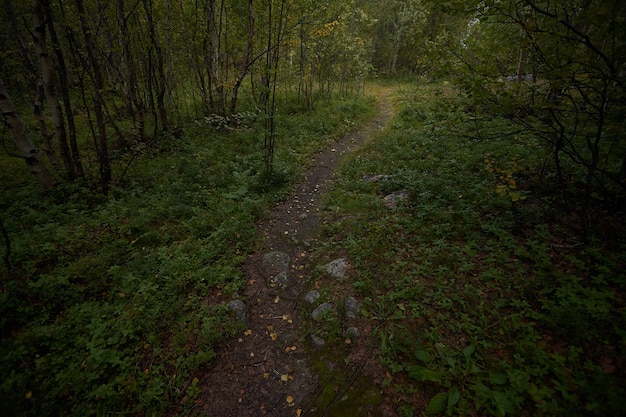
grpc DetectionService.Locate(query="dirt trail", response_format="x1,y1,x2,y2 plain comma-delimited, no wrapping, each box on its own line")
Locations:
192,86,397,417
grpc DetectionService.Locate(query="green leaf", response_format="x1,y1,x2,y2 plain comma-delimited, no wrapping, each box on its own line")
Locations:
415,349,433,364
491,390,514,417
446,356,456,368
462,345,475,362
447,386,461,408
407,366,443,383
489,372,508,385
426,392,448,415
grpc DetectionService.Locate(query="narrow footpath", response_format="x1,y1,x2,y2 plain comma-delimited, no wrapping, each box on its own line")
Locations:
192,86,397,417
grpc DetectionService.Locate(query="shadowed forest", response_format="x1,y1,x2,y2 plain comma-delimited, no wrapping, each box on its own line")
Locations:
1,1,625,416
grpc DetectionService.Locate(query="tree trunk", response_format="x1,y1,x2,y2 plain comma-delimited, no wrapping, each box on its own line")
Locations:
43,0,83,177
142,0,169,131
207,0,226,115
0,75,57,189
33,0,77,179
76,0,111,190
117,0,145,141
0,216,12,283
230,0,254,114
33,77,59,167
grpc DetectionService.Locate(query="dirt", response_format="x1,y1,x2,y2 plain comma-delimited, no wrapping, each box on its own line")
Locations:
190,86,398,417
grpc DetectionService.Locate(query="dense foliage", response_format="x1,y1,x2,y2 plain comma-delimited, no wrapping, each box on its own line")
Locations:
323,83,626,417
0,92,374,416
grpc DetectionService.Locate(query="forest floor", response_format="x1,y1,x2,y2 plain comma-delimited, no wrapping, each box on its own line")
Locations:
188,86,397,417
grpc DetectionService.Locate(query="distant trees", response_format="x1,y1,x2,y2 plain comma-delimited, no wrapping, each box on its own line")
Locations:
1,0,377,189
445,0,626,237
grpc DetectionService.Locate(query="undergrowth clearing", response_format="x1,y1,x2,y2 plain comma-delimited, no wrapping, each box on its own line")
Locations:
0,90,374,417
319,83,626,417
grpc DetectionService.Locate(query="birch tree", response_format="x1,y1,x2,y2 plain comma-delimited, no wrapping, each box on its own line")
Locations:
33,0,79,179
0,75,56,189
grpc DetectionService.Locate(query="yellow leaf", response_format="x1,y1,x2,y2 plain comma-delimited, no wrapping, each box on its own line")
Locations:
25,391,33,399
286,395,294,404
263,372,270,379
281,374,289,382
270,333,278,341
296,409,303,416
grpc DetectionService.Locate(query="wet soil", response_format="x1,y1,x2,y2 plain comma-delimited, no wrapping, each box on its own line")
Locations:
191,86,397,417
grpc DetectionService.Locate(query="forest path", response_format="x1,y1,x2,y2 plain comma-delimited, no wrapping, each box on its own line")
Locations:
192,85,398,417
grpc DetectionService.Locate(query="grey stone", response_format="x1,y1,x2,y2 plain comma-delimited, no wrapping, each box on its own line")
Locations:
345,327,360,340
311,334,325,348
311,302,334,320
261,251,290,278
227,300,248,323
384,190,409,206
319,258,349,279
363,174,393,183
304,290,321,304
344,296,360,319
271,271,289,289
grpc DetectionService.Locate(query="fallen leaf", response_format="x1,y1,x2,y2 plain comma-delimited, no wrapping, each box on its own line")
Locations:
286,395,294,404
345,338,352,344
263,372,270,379
270,332,278,341
244,329,253,336
25,391,32,399
296,409,302,417
281,374,289,382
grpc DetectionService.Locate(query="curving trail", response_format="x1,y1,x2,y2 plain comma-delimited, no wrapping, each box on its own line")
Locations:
191,86,397,417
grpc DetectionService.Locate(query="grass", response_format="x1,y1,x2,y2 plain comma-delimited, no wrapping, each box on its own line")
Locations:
0,89,375,417
320,83,626,416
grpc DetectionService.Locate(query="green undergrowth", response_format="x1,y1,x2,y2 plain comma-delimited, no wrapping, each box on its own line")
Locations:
320,84,626,416
0,91,375,416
